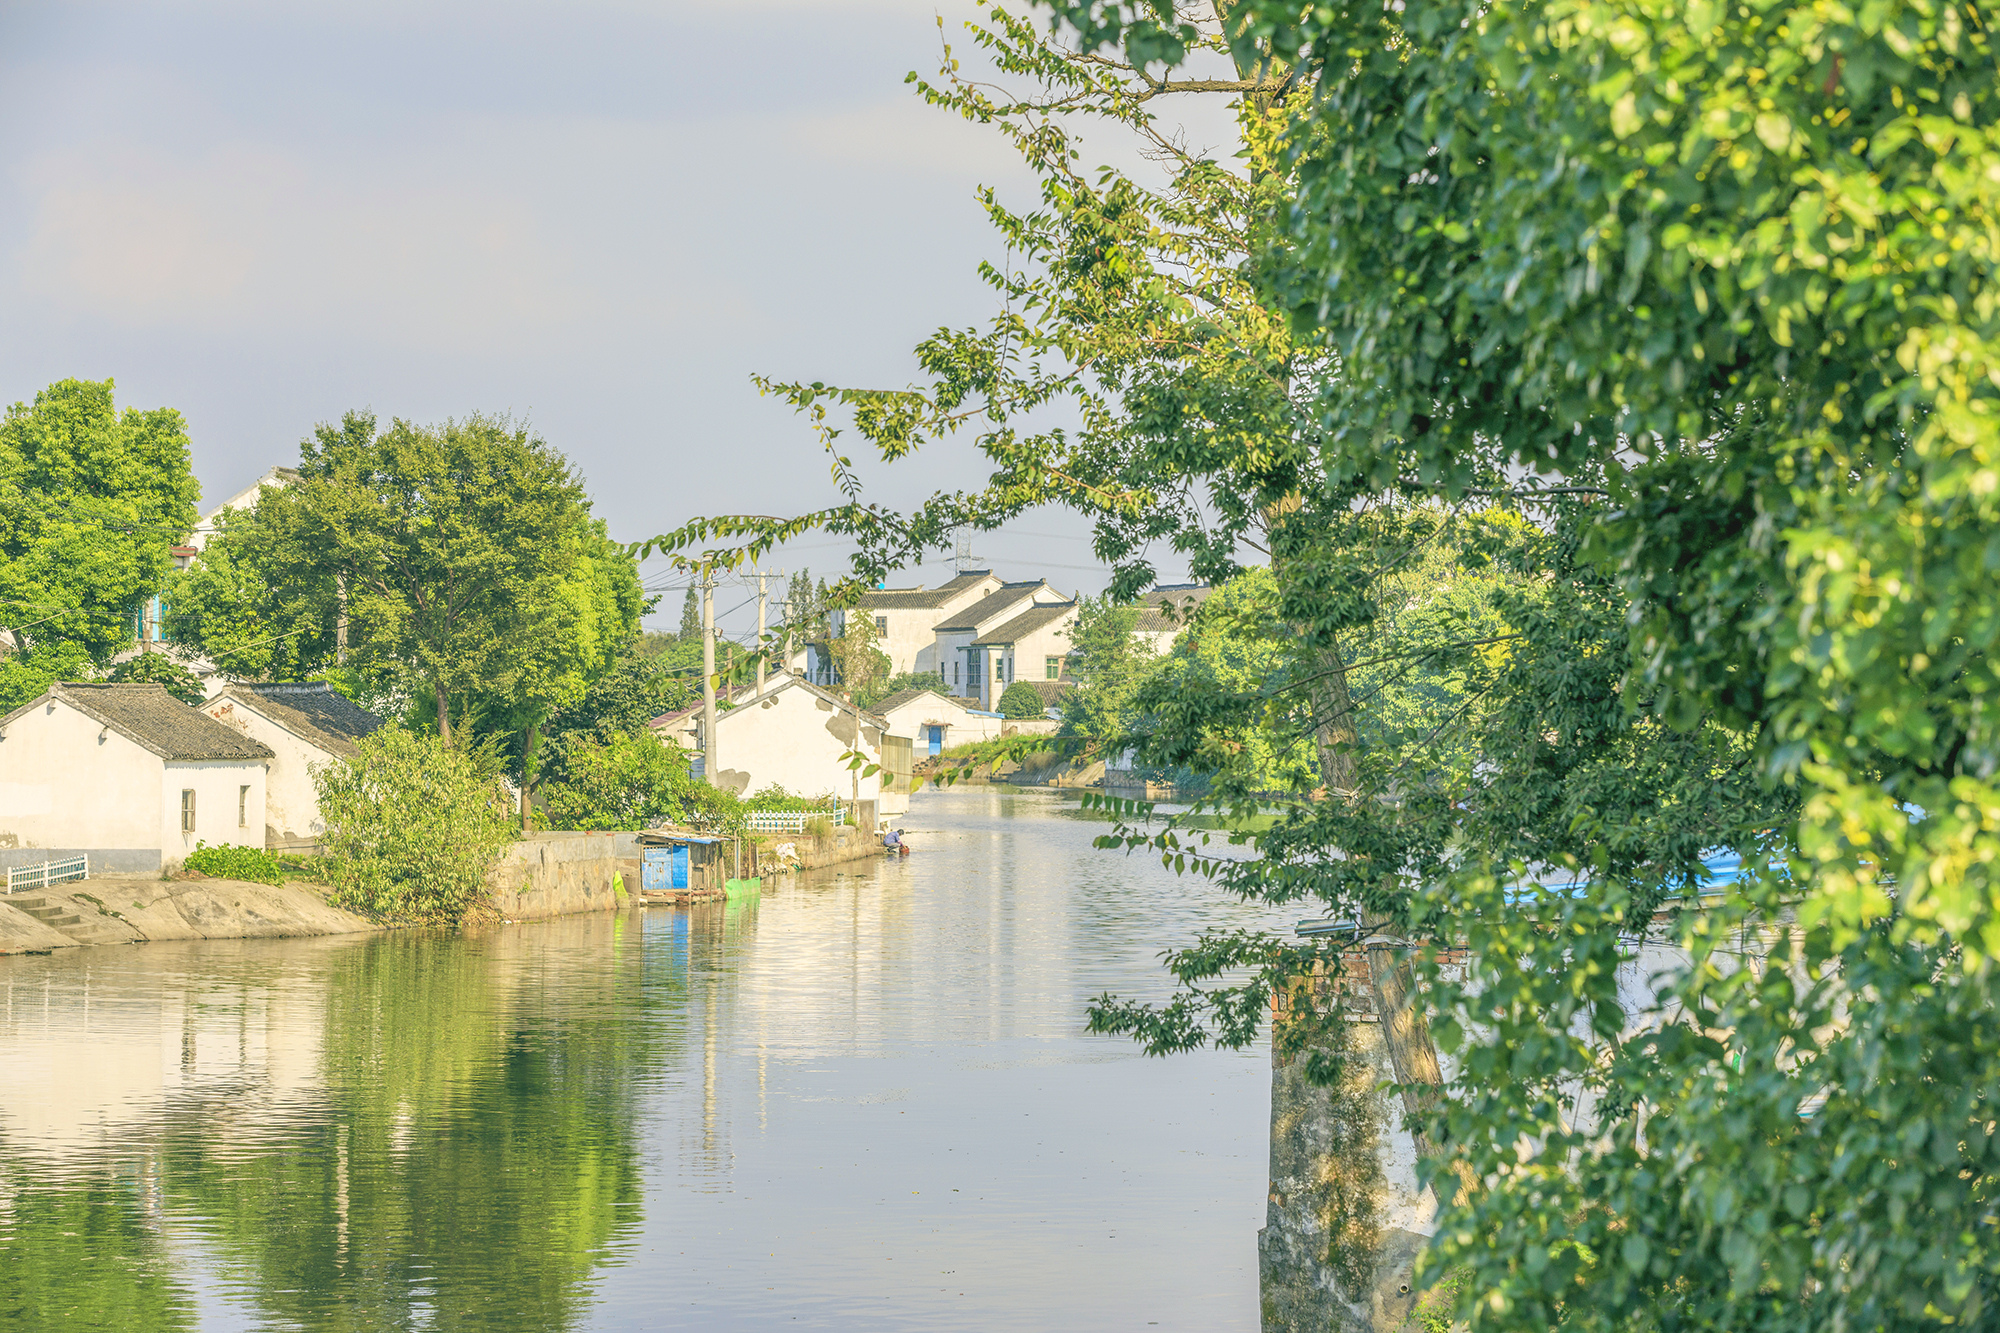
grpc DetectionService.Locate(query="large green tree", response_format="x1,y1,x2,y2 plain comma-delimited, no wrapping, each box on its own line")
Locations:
169,412,643,776
1041,0,2000,1322
0,378,199,707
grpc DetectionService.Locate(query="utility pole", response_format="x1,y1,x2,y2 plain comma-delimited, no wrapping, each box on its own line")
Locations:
755,568,768,697
702,572,718,785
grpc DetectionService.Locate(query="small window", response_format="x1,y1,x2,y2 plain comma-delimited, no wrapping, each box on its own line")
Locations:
953,661,960,685
1046,656,1059,679
239,785,250,828
181,789,196,835
874,615,888,634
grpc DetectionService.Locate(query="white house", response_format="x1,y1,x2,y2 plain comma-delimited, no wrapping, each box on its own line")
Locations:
0,683,274,874
202,682,385,849
870,685,1060,758
648,671,907,821
1131,582,1213,655
840,570,1003,676
930,579,1074,708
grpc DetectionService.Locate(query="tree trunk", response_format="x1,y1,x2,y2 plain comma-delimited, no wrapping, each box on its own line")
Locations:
433,680,452,745
519,722,539,832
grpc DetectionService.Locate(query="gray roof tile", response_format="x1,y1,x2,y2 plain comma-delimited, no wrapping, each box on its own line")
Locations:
216,682,385,758
22,683,277,762
974,601,1077,646
935,581,1049,632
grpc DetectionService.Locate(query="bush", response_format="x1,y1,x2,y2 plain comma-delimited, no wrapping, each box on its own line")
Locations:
183,841,283,885
741,783,838,812
997,681,1047,719
314,727,515,923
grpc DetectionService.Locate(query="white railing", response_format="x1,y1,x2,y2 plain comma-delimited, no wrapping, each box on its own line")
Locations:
7,854,87,894
742,809,845,833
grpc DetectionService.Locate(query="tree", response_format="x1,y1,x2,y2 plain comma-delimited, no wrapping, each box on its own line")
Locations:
162,503,336,683
874,669,948,701
0,378,199,708
1024,0,2000,1323
170,412,640,769
533,647,697,791
677,587,699,640
314,726,515,923
996,680,1046,719
826,604,890,702
108,651,205,706
1058,599,1155,743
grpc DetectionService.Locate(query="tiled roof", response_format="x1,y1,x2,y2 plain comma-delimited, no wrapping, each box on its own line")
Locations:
21,683,276,762
646,672,888,731
217,682,385,758
856,572,995,612
1133,584,1215,635
870,687,961,716
974,600,1077,646
1020,680,1074,710
935,581,1048,632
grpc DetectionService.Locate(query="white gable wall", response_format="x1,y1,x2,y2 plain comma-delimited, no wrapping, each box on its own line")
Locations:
0,696,164,865
202,697,335,845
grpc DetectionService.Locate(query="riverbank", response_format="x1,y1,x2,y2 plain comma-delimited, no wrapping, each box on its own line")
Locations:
0,875,378,953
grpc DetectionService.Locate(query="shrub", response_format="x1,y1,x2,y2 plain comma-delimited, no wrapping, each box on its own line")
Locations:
183,841,283,885
741,783,838,812
801,815,834,840
996,681,1047,719
314,727,515,923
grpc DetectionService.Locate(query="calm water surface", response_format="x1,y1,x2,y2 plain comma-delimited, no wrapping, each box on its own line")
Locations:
0,788,1283,1331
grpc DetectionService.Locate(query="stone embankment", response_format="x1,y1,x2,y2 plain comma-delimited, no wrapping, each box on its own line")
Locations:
0,876,377,954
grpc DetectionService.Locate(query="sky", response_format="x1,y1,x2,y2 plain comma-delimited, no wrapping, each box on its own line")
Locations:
0,0,1242,633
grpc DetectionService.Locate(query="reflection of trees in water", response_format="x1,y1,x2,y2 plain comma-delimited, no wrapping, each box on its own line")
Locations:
2,919,677,1331
0,1159,195,1330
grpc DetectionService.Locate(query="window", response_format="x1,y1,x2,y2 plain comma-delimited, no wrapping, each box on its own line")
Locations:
875,615,888,634
181,789,196,835
239,785,250,828
1046,656,1060,679
953,660,960,685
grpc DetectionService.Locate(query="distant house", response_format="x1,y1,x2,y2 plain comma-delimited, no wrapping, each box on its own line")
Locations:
930,579,1075,709
837,570,1003,676
203,682,385,849
873,686,1061,759
1132,583,1214,655
0,683,274,874
649,671,905,822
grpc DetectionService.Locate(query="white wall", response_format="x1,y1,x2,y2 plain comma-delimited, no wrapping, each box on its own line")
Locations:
0,696,165,866
202,697,333,844
160,758,268,862
661,680,885,808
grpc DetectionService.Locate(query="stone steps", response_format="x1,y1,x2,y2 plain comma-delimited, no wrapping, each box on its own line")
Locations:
6,892,140,944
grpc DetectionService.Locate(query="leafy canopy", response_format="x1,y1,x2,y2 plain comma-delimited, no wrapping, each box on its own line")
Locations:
0,379,198,708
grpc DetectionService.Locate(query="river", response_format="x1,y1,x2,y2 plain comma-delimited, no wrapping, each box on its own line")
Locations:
0,787,1284,1331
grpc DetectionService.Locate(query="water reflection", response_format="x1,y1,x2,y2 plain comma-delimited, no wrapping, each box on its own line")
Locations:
1,789,1281,1331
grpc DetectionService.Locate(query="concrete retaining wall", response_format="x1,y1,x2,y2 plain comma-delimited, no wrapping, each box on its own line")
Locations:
487,831,643,920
